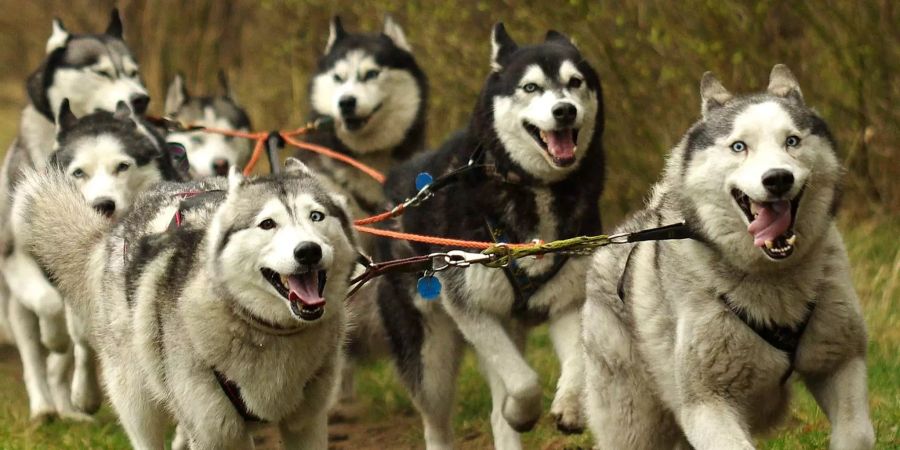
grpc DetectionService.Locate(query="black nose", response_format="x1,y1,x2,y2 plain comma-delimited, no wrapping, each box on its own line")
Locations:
338,96,357,115
130,94,150,115
212,159,229,176
92,198,116,218
294,242,322,265
762,169,795,196
552,102,577,126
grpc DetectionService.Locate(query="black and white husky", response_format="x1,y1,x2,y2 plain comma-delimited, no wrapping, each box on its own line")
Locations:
12,159,358,449
164,71,253,177
302,15,427,218
581,65,874,450
355,24,604,449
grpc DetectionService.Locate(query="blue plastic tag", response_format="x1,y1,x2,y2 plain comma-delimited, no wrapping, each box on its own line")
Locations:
417,275,441,300
415,172,434,191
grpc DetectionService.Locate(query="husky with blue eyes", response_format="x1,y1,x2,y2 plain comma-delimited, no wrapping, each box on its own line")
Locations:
581,65,874,450
11,159,358,449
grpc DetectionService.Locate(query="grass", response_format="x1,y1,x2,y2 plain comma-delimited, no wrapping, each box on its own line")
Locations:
0,216,896,449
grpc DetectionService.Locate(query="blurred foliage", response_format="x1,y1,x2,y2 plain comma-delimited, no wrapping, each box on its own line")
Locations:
0,0,896,224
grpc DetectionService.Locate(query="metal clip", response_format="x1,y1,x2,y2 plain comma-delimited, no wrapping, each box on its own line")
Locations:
607,232,631,244
445,250,494,267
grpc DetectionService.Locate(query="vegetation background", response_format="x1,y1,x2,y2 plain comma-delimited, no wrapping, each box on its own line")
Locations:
0,0,896,448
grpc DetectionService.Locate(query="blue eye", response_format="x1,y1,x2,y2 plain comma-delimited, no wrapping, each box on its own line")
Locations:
730,141,747,153
786,135,801,147
71,168,85,178
310,211,325,222
522,83,540,93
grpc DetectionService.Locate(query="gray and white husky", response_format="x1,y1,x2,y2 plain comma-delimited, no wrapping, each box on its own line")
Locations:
302,15,427,218
353,24,604,449
12,159,358,449
581,65,874,450
164,71,253,177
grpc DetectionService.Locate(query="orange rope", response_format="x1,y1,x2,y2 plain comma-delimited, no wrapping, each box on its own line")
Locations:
282,135,386,184
242,138,268,176
354,225,531,250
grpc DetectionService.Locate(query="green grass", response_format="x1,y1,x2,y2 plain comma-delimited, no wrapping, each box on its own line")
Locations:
1,217,894,449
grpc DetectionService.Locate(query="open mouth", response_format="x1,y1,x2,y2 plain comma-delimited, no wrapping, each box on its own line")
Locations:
260,268,328,321
342,103,382,131
523,122,579,167
731,188,803,260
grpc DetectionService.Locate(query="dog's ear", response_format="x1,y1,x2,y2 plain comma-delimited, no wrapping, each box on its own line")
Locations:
55,99,78,132
284,157,313,176
325,16,346,54
491,23,518,72
700,71,733,118
217,69,236,100
46,18,69,54
767,64,804,103
383,15,412,53
114,100,134,121
545,30,577,49
227,165,246,192
164,73,188,116
106,8,124,39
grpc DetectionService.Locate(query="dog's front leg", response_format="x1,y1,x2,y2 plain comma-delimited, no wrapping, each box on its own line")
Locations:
679,401,755,450
548,306,585,434
804,357,874,450
445,302,541,432
281,361,337,450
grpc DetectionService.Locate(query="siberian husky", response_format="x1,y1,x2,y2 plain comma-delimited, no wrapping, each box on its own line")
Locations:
164,71,253,177
12,159,358,449
581,65,874,450
354,24,604,449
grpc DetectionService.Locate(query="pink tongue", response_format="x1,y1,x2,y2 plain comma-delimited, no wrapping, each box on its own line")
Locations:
747,200,791,247
545,129,576,161
287,273,324,307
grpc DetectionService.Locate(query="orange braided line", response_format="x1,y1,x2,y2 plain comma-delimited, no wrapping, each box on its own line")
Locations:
242,138,267,176
283,135,386,184
353,206,403,226
198,126,267,140
353,225,531,250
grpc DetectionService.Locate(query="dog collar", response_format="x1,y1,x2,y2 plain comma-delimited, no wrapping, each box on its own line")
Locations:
228,300,308,337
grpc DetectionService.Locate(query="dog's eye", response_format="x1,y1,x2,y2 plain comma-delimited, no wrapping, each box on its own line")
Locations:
115,162,131,173
568,77,583,89
785,135,801,147
95,69,115,79
333,74,344,83
309,211,325,222
259,219,277,230
730,141,747,153
522,83,540,93
363,69,381,81
125,69,138,78
71,168,85,178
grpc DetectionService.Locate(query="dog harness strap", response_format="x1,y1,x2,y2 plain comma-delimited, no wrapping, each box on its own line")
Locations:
213,370,264,423
719,294,817,384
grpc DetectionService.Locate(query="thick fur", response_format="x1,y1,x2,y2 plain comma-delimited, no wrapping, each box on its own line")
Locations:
164,71,253,177
12,160,358,449
354,24,604,449
581,65,874,450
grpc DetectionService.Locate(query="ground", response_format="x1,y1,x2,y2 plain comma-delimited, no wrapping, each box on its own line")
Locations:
0,219,897,449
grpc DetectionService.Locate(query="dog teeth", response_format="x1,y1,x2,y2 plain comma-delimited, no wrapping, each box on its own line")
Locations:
280,274,289,287
539,130,548,143
749,202,759,215
764,240,774,249
786,235,796,246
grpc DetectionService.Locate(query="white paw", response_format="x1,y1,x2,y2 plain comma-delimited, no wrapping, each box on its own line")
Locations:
71,384,102,415
550,391,584,434
58,410,95,423
502,391,542,432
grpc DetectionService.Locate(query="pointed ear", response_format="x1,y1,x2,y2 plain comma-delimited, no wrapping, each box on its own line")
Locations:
700,71,733,118
284,157,312,175
545,30,576,48
46,18,69,54
227,165,245,192
56,99,78,132
325,16,346,54
106,8,124,39
217,69,235,99
164,73,188,116
114,100,133,121
767,64,804,103
383,15,411,53
490,23,518,72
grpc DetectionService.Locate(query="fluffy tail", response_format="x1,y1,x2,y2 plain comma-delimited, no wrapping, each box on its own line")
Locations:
10,168,109,312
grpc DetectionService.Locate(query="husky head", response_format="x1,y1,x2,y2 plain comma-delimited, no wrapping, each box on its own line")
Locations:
27,9,150,122
164,71,253,177
49,100,171,220
210,159,358,325
678,65,841,267
477,24,603,182
310,16,427,155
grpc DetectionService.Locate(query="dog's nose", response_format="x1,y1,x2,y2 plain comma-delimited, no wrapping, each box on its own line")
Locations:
294,242,322,265
762,169,795,196
552,102,577,126
338,96,357,115
92,198,116,218
212,159,229,176
130,94,150,115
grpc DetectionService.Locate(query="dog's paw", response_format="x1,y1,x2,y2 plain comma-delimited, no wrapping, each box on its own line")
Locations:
58,410,95,423
502,392,542,432
28,409,57,429
550,392,584,434
71,384,102,415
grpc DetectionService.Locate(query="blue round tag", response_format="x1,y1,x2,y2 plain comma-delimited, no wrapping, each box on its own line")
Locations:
415,172,434,191
417,275,442,300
